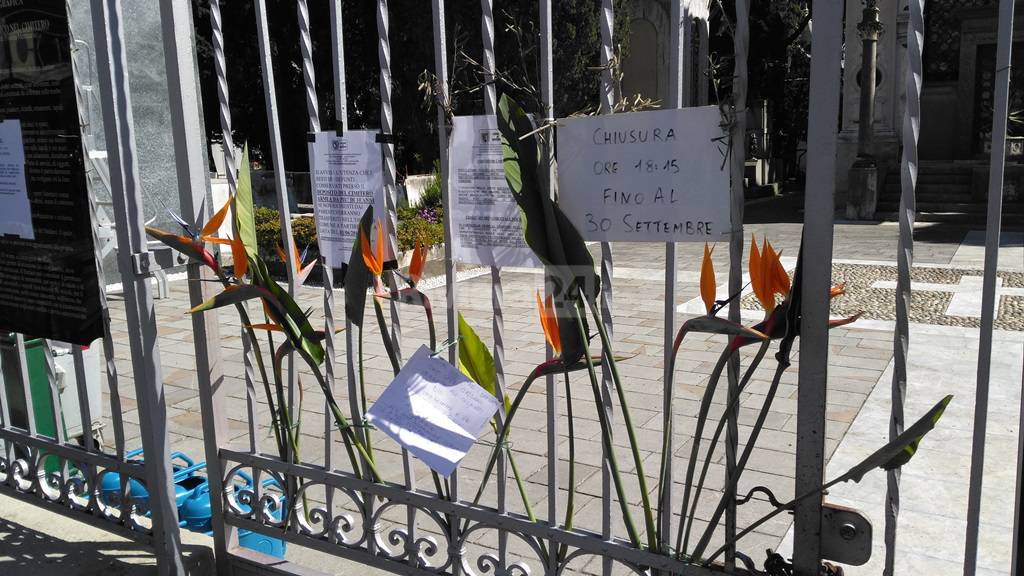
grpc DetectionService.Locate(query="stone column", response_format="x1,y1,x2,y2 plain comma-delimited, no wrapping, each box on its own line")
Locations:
847,0,885,219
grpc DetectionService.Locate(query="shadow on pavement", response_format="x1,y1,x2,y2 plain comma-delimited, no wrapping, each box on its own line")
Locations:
0,516,212,575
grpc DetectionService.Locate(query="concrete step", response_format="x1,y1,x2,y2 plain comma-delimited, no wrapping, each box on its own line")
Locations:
878,192,976,204
877,200,1024,212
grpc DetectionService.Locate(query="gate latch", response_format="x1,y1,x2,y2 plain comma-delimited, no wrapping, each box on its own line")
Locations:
820,502,872,566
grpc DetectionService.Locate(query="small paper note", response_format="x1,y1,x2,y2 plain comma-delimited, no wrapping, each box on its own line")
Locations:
0,119,33,240
365,345,501,477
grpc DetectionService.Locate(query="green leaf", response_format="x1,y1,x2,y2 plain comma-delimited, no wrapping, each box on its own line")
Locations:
189,284,266,314
250,256,325,365
234,144,258,259
344,206,374,328
497,94,599,363
839,395,953,483
457,313,508,407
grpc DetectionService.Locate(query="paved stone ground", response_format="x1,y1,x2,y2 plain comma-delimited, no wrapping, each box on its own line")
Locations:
3,204,1022,575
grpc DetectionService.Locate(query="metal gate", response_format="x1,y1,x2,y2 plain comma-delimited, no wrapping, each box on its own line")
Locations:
0,0,1020,575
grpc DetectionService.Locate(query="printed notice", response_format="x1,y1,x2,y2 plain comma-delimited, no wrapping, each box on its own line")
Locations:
449,115,541,268
308,130,390,269
0,0,103,346
365,345,501,477
556,107,730,242
0,120,33,239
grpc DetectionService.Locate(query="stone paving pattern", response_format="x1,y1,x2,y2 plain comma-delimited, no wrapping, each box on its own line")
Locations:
88,216,1021,574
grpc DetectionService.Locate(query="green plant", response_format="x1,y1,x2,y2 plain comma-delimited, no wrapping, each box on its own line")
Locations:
147,148,381,529
254,206,318,259
413,159,443,211
397,211,444,250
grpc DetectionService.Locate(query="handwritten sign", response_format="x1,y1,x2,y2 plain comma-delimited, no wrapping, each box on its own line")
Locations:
449,115,541,268
555,107,730,242
307,130,391,268
365,345,500,477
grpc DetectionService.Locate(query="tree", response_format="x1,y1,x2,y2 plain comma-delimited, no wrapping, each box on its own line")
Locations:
192,0,630,178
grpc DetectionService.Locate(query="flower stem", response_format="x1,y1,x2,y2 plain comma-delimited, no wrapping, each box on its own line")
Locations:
690,350,791,561
676,347,733,557
558,370,576,561
584,297,658,550
682,339,770,555
574,304,643,549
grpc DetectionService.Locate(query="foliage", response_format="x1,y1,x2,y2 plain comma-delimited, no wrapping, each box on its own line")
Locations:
191,0,630,177
397,210,445,251
254,206,317,258
413,160,443,212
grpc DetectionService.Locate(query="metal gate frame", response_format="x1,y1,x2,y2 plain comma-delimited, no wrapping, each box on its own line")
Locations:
1,0,1019,575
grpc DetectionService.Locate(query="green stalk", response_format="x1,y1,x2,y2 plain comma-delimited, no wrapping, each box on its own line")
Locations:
681,339,770,555
703,475,846,566
574,305,643,549
467,370,542,512
583,297,658,550
505,445,536,521
689,351,790,561
357,323,374,465
675,347,733,558
212,269,286,459
372,295,401,375
558,370,576,561
292,345,381,482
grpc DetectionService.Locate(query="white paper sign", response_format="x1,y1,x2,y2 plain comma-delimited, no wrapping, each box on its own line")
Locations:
0,119,33,240
308,130,390,268
365,345,501,477
449,115,541,268
555,107,730,242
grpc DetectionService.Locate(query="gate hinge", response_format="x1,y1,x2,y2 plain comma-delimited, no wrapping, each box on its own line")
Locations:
131,251,153,276
820,502,872,566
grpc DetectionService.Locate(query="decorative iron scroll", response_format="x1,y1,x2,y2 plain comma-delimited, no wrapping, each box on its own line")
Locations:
0,434,152,535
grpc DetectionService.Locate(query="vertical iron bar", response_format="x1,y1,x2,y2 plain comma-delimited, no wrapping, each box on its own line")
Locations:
253,0,298,455
884,0,924,573
158,0,233,568
71,347,95,452
964,0,1015,572
375,0,402,361
598,0,615,570
724,1,750,568
91,0,185,570
42,341,64,443
792,0,844,572
539,1,560,573
661,0,690,559
480,1,508,570
13,336,35,437
330,0,348,133
431,2,461,574
327,0,349,529
209,0,257,456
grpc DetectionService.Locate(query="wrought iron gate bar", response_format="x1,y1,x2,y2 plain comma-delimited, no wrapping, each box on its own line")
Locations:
219,450,728,576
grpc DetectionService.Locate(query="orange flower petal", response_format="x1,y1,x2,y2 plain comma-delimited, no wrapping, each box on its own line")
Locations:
700,242,716,314
767,241,790,298
201,192,234,238
246,323,283,332
409,238,425,284
231,235,248,278
830,283,846,299
375,219,384,270
544,294,562,355
749,236,765,309
276,244,288,264
536,291,561,355
361,226,382,277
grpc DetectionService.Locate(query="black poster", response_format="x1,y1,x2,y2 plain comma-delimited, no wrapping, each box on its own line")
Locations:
0,0,102,346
